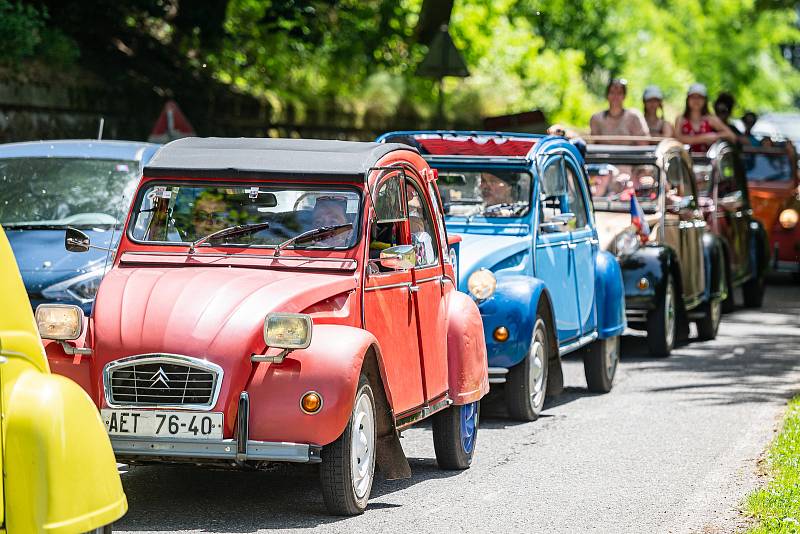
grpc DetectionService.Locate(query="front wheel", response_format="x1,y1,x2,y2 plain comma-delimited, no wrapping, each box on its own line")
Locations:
695,297,722,341
646,274,677,357
320,375,376,516
505,316,550,421
583,335,619,393
432,401,480,470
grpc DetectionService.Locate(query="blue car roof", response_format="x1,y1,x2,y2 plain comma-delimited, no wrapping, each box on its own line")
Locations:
0,139,160,163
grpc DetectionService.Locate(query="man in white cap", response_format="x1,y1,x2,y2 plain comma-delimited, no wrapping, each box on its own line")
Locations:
589,78,650,142
642,85,674,137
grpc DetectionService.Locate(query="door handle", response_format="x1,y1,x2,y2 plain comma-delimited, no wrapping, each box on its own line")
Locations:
409,285,420,293
567,243,577,249
589,238,599,245
678,221,693,229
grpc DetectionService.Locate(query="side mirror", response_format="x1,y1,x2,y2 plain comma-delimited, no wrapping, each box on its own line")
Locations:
380,245,416,270
65,227,90,253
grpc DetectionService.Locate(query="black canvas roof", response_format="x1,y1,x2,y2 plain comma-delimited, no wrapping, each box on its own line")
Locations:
144,137,417,181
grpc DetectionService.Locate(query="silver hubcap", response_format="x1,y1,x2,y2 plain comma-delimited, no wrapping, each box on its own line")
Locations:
664,282,676,348
605,336,619,379
529,321,547,409
350,390,375,499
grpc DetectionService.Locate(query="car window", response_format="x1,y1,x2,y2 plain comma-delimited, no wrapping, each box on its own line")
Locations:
539,158,577,231
743,152,793,182
130,183,361,249
369,175,409,264
0,157,139,228
565,163,589,229
588,162,660,213
406,179,439,268
665,156,695,211
427,181,449,262
437,169,531,218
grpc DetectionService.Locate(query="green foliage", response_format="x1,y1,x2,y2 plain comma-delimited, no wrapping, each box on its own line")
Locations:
18,0,800,128
746,396,800,533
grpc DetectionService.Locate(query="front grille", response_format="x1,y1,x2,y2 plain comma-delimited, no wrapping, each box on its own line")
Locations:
105,355,222,409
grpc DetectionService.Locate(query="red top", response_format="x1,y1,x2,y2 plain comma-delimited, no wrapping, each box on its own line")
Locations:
417,137,536,156
679,117,714,152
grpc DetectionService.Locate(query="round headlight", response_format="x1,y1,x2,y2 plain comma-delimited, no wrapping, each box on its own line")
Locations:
467,269,497,300
779,208,798,230
615,231,640,257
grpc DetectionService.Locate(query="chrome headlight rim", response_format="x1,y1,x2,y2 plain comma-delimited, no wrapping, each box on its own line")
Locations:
467,268,497,301
263,312,313,350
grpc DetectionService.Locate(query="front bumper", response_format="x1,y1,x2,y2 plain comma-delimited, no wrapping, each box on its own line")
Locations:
112,437,321,463
110,391,322,464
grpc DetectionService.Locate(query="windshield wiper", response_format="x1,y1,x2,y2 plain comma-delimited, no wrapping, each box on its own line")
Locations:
273,223,352,257
189,222,271,253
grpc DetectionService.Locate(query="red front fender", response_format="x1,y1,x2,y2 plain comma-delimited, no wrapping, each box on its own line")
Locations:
446,291,489,405
246,324,379,446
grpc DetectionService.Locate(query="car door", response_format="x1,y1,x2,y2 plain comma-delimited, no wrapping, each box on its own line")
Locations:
664,154,704,304
406,176,449,402
716,150,749,280
534,156,581,343
681,157,707,301
564,158,598,336
363,172,425,415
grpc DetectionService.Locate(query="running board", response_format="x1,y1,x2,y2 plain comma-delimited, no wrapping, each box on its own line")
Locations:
559,332,598,356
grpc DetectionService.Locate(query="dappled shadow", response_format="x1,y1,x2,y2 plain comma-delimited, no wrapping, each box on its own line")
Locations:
615,284,800,407
117,455,463,532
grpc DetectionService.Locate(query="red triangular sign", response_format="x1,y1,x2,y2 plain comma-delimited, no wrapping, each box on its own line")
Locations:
149,100,196,143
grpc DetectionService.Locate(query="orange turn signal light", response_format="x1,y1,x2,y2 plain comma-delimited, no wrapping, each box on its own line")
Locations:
301,392,323,414
638,277,650,290
493,326,510,342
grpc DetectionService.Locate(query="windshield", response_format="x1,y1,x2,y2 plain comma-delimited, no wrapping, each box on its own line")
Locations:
437,170,531,218
0,157,139,227
130,183,361,249
587,163,660,213
743,153,793,182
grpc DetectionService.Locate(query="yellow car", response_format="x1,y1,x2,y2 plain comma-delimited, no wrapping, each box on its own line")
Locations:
0,225,126,533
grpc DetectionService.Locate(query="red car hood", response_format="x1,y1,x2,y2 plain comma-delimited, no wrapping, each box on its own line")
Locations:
92,266,357,362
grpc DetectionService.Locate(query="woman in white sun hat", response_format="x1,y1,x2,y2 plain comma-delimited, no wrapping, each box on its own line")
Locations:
674,83,736,152
642,85,674,137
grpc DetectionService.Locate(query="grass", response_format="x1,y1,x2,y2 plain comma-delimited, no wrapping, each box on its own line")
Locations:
746,396,800,533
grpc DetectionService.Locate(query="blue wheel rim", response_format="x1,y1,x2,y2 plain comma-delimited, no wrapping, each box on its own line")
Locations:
460,402,479,454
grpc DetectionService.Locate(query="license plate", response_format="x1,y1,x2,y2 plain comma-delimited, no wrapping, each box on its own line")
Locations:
101,409,223,440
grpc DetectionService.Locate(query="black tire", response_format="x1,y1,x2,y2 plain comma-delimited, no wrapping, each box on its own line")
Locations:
320,375,376,516
505,316,550,421
432,401,480,470
695,297,722,341
721,263,735,313
583,335,619,393
742,273,765,308
646,274,677,357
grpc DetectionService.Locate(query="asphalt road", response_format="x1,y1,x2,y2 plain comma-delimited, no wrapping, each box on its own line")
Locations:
115,276,800,534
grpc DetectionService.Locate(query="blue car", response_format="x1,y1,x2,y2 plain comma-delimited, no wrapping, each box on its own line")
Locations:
379,131,626,421
0,140,160,314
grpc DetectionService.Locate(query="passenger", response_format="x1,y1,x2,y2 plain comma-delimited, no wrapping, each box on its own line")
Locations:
713,92,743,137
742,111,761,146
642,85,674,137
675,83,736,152
589,78,649,141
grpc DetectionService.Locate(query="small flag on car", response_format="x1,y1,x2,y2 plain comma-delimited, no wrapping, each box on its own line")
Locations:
630,194,650,241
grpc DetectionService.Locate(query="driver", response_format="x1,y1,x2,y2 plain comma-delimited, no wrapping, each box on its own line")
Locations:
311,196,351,247
191,190,228,237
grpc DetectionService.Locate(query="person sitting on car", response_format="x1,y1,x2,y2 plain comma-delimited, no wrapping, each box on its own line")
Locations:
590,78,650,142
675,83,737,153
642,85,674,137
742,111,761,146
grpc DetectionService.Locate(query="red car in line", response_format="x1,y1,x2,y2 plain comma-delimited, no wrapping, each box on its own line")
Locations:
36,137,489,515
